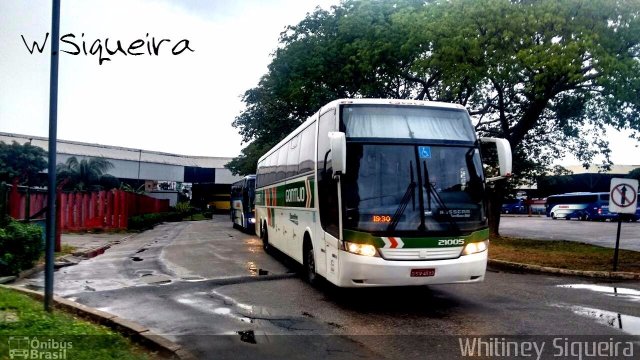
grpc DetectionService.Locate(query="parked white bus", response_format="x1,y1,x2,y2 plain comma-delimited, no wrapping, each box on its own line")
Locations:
255,99,511,287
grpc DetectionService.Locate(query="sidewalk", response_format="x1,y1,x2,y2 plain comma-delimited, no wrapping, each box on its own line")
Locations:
1,232,136,285
63,232,134,257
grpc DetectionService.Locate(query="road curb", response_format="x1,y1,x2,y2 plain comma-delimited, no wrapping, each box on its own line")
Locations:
72,233,137,259
1,285,197,360
488,259,640,280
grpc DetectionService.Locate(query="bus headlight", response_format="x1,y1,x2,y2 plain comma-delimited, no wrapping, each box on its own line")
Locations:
344,242,378,257
249,218,256,224
461,240,488,256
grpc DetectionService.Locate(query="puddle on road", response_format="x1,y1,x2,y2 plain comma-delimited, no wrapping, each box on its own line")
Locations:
175,293,253,324
138,274,172,285
237,330,257,344
214,307,232,315
555,304,640,335
245,261,270,276
558,284,640,302
247,261,258,276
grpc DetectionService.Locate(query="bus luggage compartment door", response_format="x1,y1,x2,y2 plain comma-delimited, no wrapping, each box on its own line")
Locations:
324,232,340,283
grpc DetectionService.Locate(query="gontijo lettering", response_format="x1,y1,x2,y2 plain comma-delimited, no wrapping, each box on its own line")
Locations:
285,187,305,203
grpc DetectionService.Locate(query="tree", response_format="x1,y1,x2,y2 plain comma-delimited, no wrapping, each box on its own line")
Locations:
628,168,640,181
229,0,425,175
0,141,47,185
229,0,640,236
56,157,119,191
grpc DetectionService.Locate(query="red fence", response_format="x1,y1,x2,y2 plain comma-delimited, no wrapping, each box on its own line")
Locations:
8,186,48,221
7,186,169,232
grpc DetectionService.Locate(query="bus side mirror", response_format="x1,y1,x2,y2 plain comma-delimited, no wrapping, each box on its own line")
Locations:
329,131,347,176
479,137,512,182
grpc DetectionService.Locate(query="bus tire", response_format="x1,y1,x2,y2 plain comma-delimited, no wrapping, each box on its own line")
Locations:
261,221,271,252
303,236,319,286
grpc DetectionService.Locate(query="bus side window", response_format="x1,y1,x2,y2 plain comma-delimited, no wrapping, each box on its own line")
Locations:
287,135,300,178
298,124,315,174
317,109,339,237
266,149,278,186
257,160,268,188
276,146,288,183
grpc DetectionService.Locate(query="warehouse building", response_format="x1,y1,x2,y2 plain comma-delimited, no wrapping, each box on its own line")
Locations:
0,132,241,208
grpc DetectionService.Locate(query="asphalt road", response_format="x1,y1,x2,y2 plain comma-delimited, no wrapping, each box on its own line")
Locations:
22,216,640,359
500,215,640,251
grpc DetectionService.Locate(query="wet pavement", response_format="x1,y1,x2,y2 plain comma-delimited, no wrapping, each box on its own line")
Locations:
17,216,640,359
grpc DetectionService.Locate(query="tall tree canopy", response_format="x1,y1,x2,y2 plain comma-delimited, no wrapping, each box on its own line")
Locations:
228,0,640,233
0,141,47,185
229,0,640,177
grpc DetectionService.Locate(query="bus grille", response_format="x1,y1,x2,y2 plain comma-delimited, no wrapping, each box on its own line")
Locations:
379,247,462,261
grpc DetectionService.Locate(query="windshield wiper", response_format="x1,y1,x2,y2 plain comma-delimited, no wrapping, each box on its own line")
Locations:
387,162,416,232
423,160,461,235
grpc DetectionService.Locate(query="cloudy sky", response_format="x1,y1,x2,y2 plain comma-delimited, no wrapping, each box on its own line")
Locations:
0,0,337,158
1,0,638,164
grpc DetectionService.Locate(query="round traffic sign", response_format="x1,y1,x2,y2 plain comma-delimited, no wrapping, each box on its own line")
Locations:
610,183,637,208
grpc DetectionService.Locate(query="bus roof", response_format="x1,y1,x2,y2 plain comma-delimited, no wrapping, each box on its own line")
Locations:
231,175,255,186
257,98,469,165
547,192,609,199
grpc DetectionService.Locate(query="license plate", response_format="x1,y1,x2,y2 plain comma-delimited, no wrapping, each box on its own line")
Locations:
410,268,436,277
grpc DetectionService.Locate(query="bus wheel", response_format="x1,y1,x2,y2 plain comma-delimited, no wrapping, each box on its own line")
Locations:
303,238,318,286
261,222,270,252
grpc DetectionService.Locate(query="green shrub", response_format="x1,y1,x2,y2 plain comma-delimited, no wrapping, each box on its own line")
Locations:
175,201,193,215
127,212,182,231
202,210,213,219
0,219,44,275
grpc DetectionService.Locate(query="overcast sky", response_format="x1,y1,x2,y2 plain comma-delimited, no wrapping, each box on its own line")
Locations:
1,0,638,165
0,0,338,158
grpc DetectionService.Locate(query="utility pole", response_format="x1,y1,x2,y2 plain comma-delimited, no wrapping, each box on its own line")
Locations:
45,0,61,312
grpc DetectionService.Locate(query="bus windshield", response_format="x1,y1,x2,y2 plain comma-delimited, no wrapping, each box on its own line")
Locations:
341,143,486,235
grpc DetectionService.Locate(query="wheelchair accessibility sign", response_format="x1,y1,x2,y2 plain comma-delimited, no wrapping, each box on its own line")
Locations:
418,146,431,159
609,178,638,214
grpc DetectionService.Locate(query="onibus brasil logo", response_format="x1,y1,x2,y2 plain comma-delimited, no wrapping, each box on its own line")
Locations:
8,336,72,359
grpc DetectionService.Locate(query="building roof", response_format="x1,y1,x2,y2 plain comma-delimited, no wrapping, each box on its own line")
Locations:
563,164,640,175
0,132,232,169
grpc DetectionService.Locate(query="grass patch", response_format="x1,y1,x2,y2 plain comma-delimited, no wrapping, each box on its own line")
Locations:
56,244,77,257
490,236,640,273
0,287,157,359
184,213,207,221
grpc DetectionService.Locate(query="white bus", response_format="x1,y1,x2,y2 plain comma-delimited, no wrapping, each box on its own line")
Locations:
255,99,511,287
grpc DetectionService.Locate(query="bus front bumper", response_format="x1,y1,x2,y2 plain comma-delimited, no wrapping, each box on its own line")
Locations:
336,250,487,287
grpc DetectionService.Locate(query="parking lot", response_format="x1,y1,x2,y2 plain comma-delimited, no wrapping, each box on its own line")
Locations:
499,215,640,251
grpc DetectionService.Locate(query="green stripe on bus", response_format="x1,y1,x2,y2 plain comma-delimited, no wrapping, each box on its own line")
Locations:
342,228,489,248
